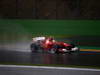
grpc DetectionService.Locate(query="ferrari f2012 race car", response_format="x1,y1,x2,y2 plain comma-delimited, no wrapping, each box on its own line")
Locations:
30,37,79,54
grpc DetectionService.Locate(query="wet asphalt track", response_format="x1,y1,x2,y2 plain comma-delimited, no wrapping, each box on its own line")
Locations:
0,50,100,66
0,37,100,66
0,50,100,75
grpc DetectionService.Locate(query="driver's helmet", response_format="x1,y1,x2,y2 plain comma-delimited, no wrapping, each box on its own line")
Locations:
47,37,54,41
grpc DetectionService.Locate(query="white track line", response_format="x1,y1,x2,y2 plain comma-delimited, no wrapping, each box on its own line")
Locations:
0,65,100,72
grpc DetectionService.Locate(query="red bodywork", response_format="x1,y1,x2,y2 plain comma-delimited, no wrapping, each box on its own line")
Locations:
41,39,71,51
42,40,54,50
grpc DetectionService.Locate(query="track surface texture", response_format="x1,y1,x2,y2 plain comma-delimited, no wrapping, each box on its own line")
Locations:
0,65,100,75
0,50,100,66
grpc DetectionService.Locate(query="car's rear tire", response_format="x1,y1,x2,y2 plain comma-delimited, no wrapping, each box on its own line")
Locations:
30,43,39,53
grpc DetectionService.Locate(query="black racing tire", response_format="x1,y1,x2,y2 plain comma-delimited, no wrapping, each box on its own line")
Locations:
51,44,60,54
30,43,39,53
70,47,80,55
76,47,80,54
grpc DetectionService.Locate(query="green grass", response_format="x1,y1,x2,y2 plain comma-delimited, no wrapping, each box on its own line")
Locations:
0,19,100,36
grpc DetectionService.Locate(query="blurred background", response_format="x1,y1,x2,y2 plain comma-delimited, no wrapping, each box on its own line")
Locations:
0,0,100,52
0,0,100,19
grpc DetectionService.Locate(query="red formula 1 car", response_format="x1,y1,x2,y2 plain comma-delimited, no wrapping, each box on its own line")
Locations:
30,37,79,54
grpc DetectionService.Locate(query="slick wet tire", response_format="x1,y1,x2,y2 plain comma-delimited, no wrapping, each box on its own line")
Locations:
30,43,39,53
52,44,60,53
49,48,56,54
